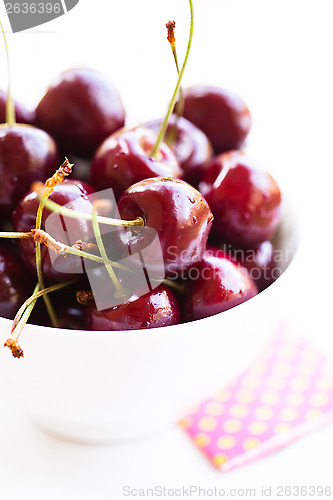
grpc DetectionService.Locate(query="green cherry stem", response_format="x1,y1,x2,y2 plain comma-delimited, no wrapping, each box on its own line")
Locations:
33,229,130,272
150,0,194,158
35,197,59,328
35,191,145,228
0,19,16,125
0,231,33,239
91,207,125,297
11,280,77,333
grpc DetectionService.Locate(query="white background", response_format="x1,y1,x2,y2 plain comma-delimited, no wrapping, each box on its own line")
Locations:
1,1,333,498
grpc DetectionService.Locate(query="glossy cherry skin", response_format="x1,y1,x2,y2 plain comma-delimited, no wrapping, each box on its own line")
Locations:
180,85,251,154
200,151,282,248
85,284,180,330
117,177,214,278
36,68,125,158
90,127,182,200
208,241,276,292
13,179,96,282
144,115,213,187
0,124,60,218
0,244,34,320
0,89,36,125
183,248,258,322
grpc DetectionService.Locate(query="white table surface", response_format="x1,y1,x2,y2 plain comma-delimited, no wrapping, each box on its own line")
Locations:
1,1,333,498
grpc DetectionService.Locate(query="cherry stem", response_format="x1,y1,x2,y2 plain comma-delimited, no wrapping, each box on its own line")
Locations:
0,19,16,125
34,158,74,328
150,0,194,158
11,280,77,333
5,280,76,358
0,231,33,239
4,283,39,358
165,20,185,146
35,198,59,329
91,207,124,296
35,189,145,228
33,229,130,272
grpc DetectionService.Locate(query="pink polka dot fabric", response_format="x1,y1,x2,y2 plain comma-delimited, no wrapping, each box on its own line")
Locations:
180,326,333,471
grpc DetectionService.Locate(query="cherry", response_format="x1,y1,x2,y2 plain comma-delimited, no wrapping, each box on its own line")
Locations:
13,179,96,282
0,243,34,320
0,89,35,125
0,124,60,218
207,241,277,292
233,241,278,291
179,85,251,154
36,68,126,158
144,115,213,187
36,304,86,330
183,248,258,322
85,284,180,330
90,127,182,200
117,176,214,278
200,150,282,248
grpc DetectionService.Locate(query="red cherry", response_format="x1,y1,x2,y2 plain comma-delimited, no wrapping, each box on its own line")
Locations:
36,68,125,158
183,248,258,321
180,85,251,154
0,244,34,319
13,179,96,282
85,284,180,330
36,304,86,330
90,127,182,200
0,89,35,125
144,115,213,187
117,177,214,278
200,150,282,248
0,124,60,218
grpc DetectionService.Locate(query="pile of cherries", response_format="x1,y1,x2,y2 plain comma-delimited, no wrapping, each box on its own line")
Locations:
0,59,282,353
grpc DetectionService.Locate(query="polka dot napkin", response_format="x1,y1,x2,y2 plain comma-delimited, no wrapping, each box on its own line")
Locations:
179,326,333,471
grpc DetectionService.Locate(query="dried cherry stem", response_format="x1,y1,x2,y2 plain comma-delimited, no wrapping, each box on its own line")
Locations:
35,159,73,328
76,290,93,304
33,229,130,272
165,20,184,146
91,206,125,298
0,19,16,125
0,231,33,239
34,187,145,228
150,0,194,158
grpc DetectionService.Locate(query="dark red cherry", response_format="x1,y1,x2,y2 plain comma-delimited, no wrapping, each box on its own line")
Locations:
144,115,213,187
183,249,258,322
90,127,182,200
0,124,60,218
207,241,277,292
180,85,251,154
117,177,214,278
13,179,96,282
0,244,34,320
36,304,86,330
36,67,125,158
0,89,36,125
200,150,282,248
85,284,180,330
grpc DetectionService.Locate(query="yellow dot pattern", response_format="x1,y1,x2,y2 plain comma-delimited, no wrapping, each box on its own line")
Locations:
217,435,236,450
180,330,333,470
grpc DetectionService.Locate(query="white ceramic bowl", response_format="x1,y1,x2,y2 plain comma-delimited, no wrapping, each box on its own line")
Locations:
0,205,298,444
